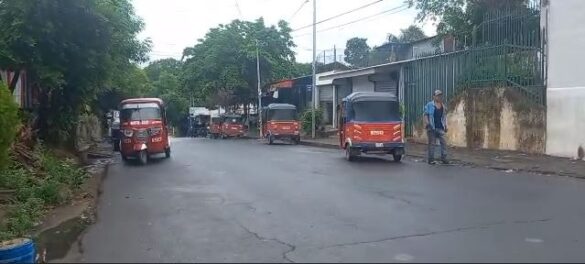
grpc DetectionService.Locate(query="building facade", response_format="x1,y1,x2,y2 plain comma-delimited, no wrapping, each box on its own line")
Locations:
543,0,585,158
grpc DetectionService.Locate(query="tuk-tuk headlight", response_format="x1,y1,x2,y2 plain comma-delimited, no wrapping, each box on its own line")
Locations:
123,129,134,137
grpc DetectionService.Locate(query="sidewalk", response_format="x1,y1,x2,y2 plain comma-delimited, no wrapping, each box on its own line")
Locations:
301,136,585,179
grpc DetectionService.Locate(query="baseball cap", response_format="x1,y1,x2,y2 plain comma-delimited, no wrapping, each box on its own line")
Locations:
434,90,443,96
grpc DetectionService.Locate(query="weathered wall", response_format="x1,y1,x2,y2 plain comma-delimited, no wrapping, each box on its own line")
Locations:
412,88,545,153
543,0,585,158
75,114,102,153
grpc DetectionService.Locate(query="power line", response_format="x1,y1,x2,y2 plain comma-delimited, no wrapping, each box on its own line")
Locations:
293,4,408,38
289,0,309,21
292,0,385,32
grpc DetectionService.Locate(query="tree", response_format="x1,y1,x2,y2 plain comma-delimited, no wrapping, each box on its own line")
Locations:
344,37,370,68
0,0,150,145
0,83,19,169
399,25,427,43
406,0,531,47
182,18,297,109
387,34,400,43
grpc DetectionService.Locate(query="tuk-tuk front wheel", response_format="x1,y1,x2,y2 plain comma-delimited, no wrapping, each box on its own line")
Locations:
393,154,402,162
138,150,148,165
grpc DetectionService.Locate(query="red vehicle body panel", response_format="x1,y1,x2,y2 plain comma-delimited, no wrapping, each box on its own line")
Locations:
119,99,169,157
341,122,403,147
210,123,222,135
262,120,300,137
222,123,246,137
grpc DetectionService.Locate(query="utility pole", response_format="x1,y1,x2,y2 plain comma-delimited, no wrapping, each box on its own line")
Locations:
256,39,263,138
333,45,337,69
311,0,317,139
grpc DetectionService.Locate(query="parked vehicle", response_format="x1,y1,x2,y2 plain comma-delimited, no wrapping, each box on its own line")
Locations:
221,114,247,138
261,103,300,145
337,92,405,162
208,116,223,139
118,98,171,165
191,114,210,137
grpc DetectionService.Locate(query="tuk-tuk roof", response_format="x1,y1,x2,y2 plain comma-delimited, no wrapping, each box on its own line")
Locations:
266,103,296,110
343,92,397,103
120,98,164,106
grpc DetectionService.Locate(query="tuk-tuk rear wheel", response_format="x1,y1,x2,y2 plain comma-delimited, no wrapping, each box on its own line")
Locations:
345,146,355,161
165,148,171,158
268,135,274,145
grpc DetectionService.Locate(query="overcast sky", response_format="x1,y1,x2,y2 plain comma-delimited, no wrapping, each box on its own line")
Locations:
132,0,436,63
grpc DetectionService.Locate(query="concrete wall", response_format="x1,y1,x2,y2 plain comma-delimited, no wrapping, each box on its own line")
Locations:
351,75,374,93
544,0,585,158
413,88,545,153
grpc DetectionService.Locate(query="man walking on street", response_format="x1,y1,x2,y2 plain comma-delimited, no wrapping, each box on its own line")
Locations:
424,90,449,165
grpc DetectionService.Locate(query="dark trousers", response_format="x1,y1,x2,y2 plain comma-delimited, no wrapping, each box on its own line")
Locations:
427,129,447,161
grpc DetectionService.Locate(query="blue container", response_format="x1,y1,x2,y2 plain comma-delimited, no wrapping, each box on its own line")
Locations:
0,238,36,263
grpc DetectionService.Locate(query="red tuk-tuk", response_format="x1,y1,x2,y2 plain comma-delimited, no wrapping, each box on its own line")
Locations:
337,92,405,162
221,114,246,138
118,98,171,165
208,116,223,139
261,103,300,145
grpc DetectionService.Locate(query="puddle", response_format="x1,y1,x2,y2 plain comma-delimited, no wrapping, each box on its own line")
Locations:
35,217,88,262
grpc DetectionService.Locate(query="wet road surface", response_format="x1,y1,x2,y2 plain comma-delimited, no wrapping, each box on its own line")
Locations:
80,137,585,262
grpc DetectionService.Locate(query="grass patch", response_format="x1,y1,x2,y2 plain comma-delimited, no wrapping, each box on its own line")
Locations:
0,146,87,241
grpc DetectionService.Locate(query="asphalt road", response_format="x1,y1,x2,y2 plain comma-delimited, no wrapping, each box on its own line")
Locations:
80,137,585,263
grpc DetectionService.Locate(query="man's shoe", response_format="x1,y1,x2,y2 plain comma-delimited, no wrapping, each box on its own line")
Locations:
441,159,450,165
428,159,435,165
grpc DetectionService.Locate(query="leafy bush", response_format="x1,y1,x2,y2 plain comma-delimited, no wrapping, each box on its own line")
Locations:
0,83,20,169
0,146,87,240
301,108,323,135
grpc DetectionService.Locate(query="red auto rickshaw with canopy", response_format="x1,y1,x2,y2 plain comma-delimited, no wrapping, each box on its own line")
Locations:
208,115,223,139
337,92,405,162
221,114,246,138
261,103,300,145
118,98,171,165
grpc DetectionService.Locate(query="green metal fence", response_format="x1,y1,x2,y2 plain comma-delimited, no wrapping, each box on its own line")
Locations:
402,2,544,136
403,44,545,136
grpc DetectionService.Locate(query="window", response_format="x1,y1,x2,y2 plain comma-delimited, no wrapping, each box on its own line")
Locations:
350,101,401,122
120,103,161,121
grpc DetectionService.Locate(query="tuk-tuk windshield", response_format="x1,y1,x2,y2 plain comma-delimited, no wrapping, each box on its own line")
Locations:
268,109,296,121
120,103,161,121
350,101,401,122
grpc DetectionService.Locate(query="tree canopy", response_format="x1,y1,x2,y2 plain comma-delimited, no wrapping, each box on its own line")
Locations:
181,18,297,110
387,25,427,43
0,0,150,144
406,0,531,46
344,37,371,68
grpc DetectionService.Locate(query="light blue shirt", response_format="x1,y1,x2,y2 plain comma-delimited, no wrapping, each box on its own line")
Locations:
424,101,447,130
